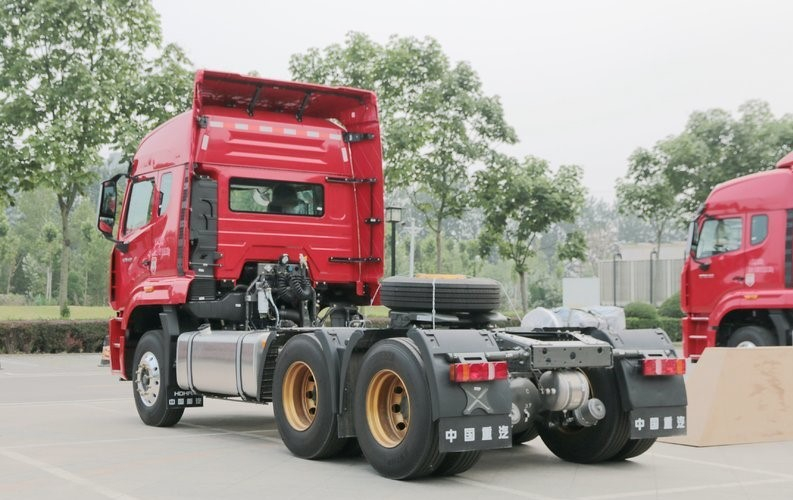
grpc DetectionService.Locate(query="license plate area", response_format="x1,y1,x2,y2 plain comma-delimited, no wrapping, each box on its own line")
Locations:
629,406,687,438
438,414,512,452
167,389,204,409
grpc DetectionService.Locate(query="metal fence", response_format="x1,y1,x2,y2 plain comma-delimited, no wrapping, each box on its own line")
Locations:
598,258,684,306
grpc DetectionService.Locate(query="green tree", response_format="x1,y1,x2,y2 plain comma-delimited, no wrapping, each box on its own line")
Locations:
5,188,60,300
616,147,681,257
644,101,793,217
476,154,586,313
290,32,516,271
0,210,23,294
0,1,192,316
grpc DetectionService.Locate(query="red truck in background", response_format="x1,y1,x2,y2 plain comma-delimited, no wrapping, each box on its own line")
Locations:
96,70,686,479
682,151,793,358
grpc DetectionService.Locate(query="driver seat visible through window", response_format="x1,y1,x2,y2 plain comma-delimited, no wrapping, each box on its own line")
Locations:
267,184,305,214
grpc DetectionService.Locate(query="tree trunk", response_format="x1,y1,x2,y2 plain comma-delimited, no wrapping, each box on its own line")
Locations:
6,253,23,294
58,203,72,316
435,227,442,273
519,270,528,314
46,264,52,302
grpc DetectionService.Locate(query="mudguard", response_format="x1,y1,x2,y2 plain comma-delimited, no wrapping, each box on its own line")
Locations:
587,328,688,411
335,327,512,445
406,327,511,419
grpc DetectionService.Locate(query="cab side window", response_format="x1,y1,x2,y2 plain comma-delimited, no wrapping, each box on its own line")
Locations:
750,214,768,245
696,217,742,258
158,173,173,216
229,178,324,216
125,179,155,232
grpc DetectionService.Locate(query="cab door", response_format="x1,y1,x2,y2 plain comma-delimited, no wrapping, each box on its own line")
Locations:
114,176,156,308
687,216,747,313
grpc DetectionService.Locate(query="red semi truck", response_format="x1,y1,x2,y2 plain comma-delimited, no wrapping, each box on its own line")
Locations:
682,151,793,359
97,70,686,478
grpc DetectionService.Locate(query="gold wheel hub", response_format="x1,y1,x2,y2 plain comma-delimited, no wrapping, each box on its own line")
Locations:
366,369,410,448
282,361,317,431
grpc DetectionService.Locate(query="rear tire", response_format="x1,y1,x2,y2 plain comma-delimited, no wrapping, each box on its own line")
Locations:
727,325,776,348
432,451,482,476
538,368,630,463
354,338,445,479
273,334,349,459
132,331,184,427
512,425,539,444
610,438,656,461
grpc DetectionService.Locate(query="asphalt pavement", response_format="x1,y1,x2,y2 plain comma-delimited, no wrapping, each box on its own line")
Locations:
1,353,792,500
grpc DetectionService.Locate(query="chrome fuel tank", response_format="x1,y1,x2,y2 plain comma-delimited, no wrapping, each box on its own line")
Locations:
176,328,272,399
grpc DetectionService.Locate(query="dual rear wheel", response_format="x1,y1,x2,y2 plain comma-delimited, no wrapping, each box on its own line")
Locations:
538,367,654,463
273,336,480,479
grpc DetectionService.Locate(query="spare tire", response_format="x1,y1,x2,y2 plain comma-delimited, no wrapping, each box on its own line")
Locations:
380,276,502,313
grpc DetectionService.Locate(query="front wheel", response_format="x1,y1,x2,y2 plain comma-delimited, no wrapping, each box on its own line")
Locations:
132,331,184,427
727,325,776,348
538,368,630,463
353,338,445,479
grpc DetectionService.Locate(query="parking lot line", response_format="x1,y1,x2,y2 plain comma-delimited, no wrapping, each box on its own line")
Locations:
1,450,139,500
580,478,792,500
451,476,563,500
650,452,793,479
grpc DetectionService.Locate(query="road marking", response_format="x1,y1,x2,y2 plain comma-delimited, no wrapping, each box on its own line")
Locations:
576,451,793,500
650,452,793,479
0,398,128,407
180,421,284,444
0,450,139,500
1,428,280,451
450,477,563,500
579,478,792,500
0,371,106,378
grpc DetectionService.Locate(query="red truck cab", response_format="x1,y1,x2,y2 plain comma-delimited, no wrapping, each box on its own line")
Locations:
682,151,793,358
98,70,384,377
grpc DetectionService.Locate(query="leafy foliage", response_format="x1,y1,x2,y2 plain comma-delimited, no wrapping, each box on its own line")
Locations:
658,292,684,319
0,0,192,315
616,147,681,254
623,301,659,320
637,101,793,218
0,320,106,353
475,154,586,312
290,32,516,271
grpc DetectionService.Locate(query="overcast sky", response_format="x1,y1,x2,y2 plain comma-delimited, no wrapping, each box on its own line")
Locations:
152,0,793,202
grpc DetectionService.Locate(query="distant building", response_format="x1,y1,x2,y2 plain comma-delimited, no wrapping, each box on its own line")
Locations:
598,242,685,306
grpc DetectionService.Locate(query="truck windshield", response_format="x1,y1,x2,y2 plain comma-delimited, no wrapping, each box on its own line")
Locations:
695,217,742,258
229,179,324,216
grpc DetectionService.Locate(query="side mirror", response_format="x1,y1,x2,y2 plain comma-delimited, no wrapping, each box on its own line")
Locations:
96,173,129,252
97,179,118,237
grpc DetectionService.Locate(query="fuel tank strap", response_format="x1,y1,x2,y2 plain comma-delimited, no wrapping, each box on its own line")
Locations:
185,329,204,394
235,333,248,401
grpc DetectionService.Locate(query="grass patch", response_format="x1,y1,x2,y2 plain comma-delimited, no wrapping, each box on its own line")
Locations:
0,306,115,321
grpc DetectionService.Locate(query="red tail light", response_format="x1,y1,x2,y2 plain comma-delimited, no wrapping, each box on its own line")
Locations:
642,358,686,376
449,361,509,382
